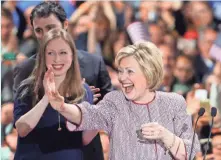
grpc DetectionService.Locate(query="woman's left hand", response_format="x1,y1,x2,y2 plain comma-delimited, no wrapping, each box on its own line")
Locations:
141,122,170,141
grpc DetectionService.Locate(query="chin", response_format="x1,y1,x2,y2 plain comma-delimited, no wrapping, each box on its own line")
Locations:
53,71,65,77
123,92,135,101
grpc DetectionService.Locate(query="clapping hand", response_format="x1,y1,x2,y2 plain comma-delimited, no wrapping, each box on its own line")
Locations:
43,66,64,111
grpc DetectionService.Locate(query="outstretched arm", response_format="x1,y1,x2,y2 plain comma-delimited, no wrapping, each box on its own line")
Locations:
45,67,116,133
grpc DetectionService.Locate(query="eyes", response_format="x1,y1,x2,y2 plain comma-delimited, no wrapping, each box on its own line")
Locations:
117,69,135,75
47,51,68,56
35,25,57,34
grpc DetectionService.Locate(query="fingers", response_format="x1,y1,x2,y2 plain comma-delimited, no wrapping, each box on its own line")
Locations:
49,72,56,94
93,98,98,103
141,122,159,129
94,93,101,99
90,86,100,94
140,122,163,140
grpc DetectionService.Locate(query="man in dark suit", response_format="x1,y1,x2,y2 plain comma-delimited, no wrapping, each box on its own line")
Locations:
13,2,113,160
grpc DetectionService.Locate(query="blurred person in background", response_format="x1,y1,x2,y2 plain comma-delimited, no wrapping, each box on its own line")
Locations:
158,43,176,71
1,7,18,58
212,132,221,159
196,132,221,160
111,1,134,30
163,33,177,51
138,1,158,23
172,54,196,97
189,1,221,32
194,28,217,82
69,1,117,64
158,43,176,92
148,23,165,47
159,68,174,92
18,6,38,58
2,1,27,41
158,1,187,36
1,102,17,160
1,7,27,105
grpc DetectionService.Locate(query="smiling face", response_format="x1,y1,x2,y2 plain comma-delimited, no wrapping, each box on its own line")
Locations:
118,56,148,102
45,38,73,77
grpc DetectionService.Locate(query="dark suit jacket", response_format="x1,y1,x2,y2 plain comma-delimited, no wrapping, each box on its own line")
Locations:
13,50,113,160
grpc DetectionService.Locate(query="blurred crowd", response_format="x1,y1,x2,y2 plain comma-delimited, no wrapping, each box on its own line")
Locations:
1,1,221,160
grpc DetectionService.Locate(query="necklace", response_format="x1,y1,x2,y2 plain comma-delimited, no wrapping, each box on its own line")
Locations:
56,103,62,131
57,112,62,131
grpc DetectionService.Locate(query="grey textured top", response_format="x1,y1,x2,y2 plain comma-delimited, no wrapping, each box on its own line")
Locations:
77,91,201,160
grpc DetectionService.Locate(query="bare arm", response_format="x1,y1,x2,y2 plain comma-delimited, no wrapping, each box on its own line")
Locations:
101,2,116,31
87,21,97,54
69,1,95,24
15,95,48,137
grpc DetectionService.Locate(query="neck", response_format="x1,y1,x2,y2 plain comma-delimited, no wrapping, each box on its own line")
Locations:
54,74,66,89
133,90,156,104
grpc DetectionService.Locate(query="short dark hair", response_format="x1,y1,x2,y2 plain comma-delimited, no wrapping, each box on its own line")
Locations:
30,1,67,26
1,7,13,21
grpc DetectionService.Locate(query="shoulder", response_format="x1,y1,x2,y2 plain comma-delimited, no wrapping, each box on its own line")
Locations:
103,90,126,103
77,50,102,62
15,55,36,70
158,91,185,102
157,91,187,112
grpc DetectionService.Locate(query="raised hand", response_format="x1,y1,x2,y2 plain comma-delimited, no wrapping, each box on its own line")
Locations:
43,66,56,96
44,66,64,111
48,90,65,112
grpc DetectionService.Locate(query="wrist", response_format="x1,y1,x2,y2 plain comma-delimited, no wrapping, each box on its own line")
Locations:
42,95,49,104
162,129,176,151
57,101,65,112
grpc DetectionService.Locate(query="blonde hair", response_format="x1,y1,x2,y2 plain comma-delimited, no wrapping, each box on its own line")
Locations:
19,28,85,105
115,41,164,91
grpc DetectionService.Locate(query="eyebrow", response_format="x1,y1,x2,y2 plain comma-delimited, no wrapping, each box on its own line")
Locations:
119,67,135,70
45,24,57,28
46,48,56,52
34,24,57,30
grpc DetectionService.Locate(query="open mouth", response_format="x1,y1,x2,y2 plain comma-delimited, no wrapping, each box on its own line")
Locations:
52,64,64,71
122,84,134,93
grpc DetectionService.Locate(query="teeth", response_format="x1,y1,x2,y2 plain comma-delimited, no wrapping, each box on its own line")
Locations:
122,84,133,87
52,64,63,69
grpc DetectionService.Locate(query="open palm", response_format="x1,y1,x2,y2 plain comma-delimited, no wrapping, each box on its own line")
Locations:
44,67,64,111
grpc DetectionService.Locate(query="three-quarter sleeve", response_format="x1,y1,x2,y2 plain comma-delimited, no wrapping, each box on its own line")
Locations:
13,94,32,128
173,94,201,160
76,93,118,134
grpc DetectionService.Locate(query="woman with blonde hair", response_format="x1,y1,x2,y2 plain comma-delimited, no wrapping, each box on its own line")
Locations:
13,28,97,160
46,41,200,160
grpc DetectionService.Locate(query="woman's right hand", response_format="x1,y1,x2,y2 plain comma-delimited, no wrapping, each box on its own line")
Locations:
44,67,64,111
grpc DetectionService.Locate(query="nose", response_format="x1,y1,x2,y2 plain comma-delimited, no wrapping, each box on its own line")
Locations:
118,72,128,82
54,54,61,62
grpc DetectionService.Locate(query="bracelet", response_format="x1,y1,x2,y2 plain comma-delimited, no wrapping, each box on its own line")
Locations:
164,133,176,155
